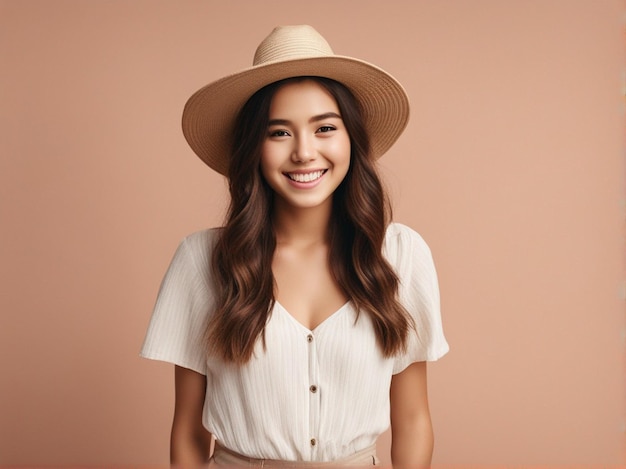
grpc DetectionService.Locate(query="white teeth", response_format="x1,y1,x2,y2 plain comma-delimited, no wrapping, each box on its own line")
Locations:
287,170,325,183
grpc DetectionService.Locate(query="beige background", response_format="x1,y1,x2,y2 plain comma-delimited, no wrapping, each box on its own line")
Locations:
0,0,623,466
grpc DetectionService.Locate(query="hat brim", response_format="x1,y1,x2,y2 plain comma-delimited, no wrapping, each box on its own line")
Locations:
182,56,410,175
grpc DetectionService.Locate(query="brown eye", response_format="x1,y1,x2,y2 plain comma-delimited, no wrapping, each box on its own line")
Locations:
317,126,336,133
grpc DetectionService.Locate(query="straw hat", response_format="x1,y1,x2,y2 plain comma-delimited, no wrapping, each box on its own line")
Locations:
182,25,410,175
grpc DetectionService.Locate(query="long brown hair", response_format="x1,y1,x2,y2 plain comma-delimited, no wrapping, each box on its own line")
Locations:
207,76,413,364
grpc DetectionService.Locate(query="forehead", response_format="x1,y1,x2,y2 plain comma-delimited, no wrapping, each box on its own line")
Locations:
268,79,340,117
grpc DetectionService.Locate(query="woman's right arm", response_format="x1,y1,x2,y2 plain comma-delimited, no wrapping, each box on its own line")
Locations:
171,365,213,466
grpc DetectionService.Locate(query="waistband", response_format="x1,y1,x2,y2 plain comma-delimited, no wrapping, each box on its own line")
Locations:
212,442,379,467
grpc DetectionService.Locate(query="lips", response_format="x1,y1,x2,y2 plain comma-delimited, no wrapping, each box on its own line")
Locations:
284,169,327,183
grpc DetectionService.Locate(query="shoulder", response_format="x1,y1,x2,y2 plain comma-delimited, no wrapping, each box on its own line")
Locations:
384,222,432,261
178,227,222,255
384,222,438,286
166,227,222,281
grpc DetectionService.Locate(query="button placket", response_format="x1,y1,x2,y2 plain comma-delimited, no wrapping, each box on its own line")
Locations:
307,332,320,458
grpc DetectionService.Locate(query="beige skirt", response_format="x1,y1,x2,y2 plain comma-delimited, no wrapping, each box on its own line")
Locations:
211,442,379,467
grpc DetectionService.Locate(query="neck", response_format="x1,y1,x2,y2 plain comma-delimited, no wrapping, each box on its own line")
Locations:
272,199,332,246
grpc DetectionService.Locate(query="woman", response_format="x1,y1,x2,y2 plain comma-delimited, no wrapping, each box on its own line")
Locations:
141,25,449,467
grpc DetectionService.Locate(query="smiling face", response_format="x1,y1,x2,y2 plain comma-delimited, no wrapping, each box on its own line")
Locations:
260,79,351,214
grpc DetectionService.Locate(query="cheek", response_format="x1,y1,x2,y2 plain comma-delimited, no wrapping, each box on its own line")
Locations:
333,135,351,166
260,138,288,159
259,144,275,171
259,144,281,184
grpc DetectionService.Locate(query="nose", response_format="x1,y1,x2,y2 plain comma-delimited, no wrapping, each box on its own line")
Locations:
291,134,315,163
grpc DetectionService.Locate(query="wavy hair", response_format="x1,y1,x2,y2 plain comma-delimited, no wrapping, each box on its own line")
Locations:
207,77,413,364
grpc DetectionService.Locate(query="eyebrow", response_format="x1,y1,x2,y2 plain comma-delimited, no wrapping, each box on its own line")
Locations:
268,112,342,127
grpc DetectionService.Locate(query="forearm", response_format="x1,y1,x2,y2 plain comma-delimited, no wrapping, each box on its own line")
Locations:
389,361,434,468
170,425,212,467
171,366,212,467
391,417,434,469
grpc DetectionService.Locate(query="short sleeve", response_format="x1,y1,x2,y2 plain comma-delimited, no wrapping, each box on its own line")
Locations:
385,223,449,374
140,230,216,375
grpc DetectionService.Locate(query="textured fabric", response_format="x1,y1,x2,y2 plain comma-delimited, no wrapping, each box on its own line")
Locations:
140,222,448,462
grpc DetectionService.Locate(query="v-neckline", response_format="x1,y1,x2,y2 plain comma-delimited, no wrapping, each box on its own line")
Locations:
275,300,351,333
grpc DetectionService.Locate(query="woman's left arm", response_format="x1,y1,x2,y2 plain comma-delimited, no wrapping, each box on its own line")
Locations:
390,361,434,468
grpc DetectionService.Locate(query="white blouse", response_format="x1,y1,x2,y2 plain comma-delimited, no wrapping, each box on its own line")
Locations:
140,222,448,462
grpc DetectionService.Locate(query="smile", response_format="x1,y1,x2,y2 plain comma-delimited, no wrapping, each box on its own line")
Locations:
285,170,327,183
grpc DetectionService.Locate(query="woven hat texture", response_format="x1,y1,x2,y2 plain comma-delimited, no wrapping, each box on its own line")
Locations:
182,25,410,175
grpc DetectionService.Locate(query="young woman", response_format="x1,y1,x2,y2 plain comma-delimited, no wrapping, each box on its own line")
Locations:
141,25,448,467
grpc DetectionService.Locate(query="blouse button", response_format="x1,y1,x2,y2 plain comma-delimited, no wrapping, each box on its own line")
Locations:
307,334,313,343
310,438,317,446
309,385,318,393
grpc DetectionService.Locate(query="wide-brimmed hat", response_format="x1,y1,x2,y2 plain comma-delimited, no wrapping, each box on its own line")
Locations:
181,25,410,175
